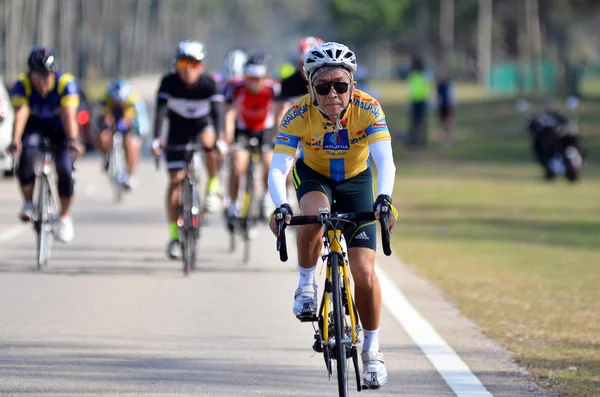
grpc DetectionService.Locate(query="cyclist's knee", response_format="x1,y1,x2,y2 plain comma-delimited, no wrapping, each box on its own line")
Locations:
16,148,36,186
347,247,376,286
231,150,247,174
168,170,185,186
299,191,330,215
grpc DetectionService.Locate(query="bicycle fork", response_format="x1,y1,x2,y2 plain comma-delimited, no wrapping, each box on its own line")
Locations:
312,230,362,379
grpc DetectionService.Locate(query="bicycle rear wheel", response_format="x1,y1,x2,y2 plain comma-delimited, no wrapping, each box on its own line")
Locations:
36,177,54,269
331,253,349,397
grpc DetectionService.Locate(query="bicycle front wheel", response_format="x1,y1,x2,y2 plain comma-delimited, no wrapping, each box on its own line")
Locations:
181,178,198,275
331,253,349,397
36,177,54,269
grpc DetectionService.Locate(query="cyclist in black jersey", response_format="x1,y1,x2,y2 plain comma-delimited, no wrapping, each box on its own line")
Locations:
151,41,224,259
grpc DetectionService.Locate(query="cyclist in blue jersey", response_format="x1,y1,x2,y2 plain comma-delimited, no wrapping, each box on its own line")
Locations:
7,46,84,243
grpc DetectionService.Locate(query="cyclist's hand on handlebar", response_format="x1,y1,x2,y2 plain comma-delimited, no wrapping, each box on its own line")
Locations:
7,141,20,155
69,139,85,158
269,203,293,237
151,138,163,157
373,194,398,233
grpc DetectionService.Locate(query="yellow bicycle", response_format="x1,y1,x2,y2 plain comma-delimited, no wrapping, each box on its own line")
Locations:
276,206,392,396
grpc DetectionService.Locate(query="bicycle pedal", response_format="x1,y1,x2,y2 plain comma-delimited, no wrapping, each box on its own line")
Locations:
362,384,381,390
297,313,318,323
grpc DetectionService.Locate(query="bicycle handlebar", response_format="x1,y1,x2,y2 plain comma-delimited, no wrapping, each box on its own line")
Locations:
276,210,392,262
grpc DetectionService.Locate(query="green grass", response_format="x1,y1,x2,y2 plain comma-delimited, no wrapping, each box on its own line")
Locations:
370,80,509,105
385,98,600,397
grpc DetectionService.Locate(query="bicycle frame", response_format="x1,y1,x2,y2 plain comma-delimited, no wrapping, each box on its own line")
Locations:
230,136,262,263
160,142,202,275
239,137,262,221
319,229,360,348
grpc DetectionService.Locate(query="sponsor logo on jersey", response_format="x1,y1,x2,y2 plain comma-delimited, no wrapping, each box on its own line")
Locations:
372,122,387,129
280,103,310,128
352,98,381,118
350,133,367,145
323,129,350,151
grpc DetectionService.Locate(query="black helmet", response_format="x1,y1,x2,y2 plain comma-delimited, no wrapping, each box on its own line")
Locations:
245,52,271,67
28,45,58,75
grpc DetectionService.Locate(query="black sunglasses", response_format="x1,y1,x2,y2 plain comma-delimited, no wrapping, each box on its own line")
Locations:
313,81,349,95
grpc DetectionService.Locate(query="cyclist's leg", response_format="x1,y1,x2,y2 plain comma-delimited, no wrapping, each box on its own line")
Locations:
123,128,141,178
52,130,76,242
198,123,221,212
164,129,190,257
293,160,333,316
227,130,249,219
15,126,40,221
96,115,116,170
198,124,219,189
334,169,386,387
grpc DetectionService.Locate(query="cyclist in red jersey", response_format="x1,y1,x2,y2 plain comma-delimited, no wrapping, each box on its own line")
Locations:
224,53,281,228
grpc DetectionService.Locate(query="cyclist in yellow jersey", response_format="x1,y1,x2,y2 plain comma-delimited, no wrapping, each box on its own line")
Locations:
97,78,141,189
267,42,397,389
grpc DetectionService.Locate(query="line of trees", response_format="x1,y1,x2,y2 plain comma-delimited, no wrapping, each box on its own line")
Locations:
1,0,599,91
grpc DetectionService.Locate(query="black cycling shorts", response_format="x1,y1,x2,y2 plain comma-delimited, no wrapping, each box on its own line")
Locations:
292,159,376,250
233,128,275,151
165,118,214,170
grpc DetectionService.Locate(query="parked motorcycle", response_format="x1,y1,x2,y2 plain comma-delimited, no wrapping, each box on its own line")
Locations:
517,97,585,182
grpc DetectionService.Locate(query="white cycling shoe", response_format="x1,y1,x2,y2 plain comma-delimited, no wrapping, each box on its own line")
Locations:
362,350,388,389
54,217,74,243
293,284,318,318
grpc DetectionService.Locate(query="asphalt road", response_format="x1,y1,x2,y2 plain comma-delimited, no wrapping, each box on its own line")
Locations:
0,75,554,397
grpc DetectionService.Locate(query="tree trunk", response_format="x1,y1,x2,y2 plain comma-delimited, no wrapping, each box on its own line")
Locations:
526,0,543,96
517,0,529,95
440,0,454,69
477,0,492,86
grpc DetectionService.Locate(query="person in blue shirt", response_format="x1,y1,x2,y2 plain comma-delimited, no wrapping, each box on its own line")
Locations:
7,45,84,243
435,69,456,147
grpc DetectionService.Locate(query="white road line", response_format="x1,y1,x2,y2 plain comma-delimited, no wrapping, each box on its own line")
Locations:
0,225,27,243
377,265,494,397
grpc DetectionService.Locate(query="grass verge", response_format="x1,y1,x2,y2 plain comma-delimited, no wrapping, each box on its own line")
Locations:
385,98,600,397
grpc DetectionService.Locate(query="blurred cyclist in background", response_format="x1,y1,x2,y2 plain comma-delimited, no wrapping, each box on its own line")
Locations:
7,45,84,242
152,41,224,259
220,49,248,95
97,78,141,190
224,52,280,227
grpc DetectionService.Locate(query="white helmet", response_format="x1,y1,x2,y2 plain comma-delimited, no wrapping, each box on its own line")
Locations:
223,49,248,80
175,40,206,62
303,42,357,82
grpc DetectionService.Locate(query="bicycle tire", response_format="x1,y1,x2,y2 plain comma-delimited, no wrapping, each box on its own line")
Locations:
241,156,256,264
111,133,126,204
36,177,53,269
331,253,349,397
110,147,122,204
190,182,200,270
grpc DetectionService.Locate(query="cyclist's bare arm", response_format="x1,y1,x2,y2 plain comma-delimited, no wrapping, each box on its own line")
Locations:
59,105,80,141
11,105,30,145
224,104,236,145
